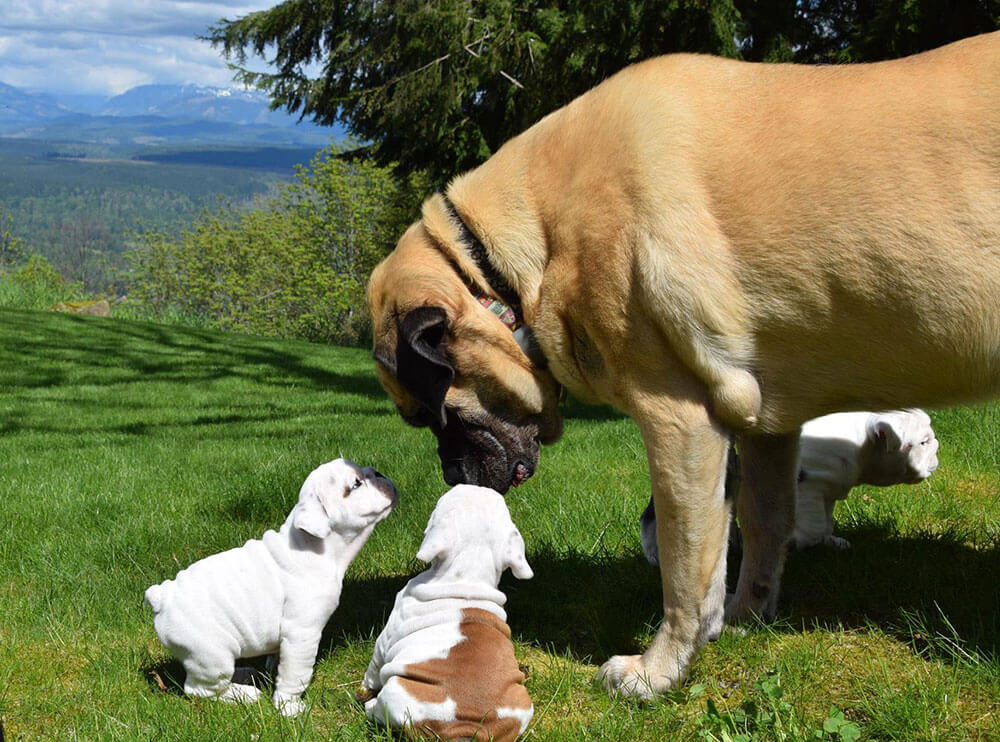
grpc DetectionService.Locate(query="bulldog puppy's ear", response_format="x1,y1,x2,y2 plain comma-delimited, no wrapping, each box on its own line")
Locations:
504,529,534,580
869,415,904,452
397,307,454,427
416,527,449,564
292,486,332,539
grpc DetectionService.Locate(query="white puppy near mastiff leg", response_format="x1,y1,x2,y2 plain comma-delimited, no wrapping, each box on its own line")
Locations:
360,485,534,741
791,409,938,549
641,409,938,559
145,459,397,716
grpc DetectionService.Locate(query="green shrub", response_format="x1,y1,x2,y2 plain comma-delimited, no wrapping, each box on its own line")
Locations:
0,254,85,310
0,212,27,271
125,145,423,345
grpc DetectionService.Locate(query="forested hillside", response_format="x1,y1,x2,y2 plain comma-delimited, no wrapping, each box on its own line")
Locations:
0,139,315,290
0,79,339,291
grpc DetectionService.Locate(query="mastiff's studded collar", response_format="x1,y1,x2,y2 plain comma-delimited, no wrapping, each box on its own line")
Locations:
443,196,523,326
442,197,549,370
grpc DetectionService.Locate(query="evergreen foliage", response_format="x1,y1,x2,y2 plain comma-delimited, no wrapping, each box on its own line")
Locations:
207,0,745,183
207,0,999,183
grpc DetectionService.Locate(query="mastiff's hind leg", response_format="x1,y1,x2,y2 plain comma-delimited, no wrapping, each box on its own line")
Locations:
725,432,799,622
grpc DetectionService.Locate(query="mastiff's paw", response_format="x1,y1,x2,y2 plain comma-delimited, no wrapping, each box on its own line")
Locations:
595,655,658,700
724,585,777,624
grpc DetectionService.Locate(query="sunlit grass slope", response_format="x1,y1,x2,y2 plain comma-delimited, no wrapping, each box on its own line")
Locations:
1,308,998,740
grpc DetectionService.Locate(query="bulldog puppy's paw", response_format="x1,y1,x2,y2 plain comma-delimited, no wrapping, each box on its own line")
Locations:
823,535,852,550
219,682,262,704
355,685,376,705
273,690,306,717
722,620,749,638
596,655,659,700
697,607,725,645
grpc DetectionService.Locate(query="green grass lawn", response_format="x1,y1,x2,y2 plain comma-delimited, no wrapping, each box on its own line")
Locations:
1,308,999,740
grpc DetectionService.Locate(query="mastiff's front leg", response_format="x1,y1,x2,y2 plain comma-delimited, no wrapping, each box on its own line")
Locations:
598,399,731,698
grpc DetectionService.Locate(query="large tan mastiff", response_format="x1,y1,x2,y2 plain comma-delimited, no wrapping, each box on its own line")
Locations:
368,32,1000,698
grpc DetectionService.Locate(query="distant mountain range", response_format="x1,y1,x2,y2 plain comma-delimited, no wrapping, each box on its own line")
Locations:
0,81,72,120
0,81,343,148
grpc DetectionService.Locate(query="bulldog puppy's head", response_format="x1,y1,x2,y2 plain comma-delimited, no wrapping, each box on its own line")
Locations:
368,206,563,494
863,409,939,486
292,458,398,540
415,484,534,582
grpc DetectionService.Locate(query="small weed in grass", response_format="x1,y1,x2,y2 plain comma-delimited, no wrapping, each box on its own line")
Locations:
693,672,860,742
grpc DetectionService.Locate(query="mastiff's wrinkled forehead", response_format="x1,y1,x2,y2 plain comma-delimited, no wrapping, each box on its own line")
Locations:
368,210,562,494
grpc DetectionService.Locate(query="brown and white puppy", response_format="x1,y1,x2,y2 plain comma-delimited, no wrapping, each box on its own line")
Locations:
368,33,1000,698
360,485,533,740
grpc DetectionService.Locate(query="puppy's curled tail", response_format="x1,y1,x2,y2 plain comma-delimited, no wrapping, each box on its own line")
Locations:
144,584,164,613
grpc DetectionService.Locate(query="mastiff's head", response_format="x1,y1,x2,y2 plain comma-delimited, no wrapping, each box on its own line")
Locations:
367,198,563,494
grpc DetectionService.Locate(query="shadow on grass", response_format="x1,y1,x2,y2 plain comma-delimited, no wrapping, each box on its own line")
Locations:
560,396,627,423
778,525,1000,657
321,571,416,653
145,658,187,697
139,527,1000,701
0,309,386,398
0,309,395,443
324,528,1000,669
321,549,664,666
145,655,281,699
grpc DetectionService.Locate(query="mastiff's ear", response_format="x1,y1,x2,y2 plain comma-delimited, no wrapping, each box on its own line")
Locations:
397,306,454,427
504,529,534,580
293,485,332,539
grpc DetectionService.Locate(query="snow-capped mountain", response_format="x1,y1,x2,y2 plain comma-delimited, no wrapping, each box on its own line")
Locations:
99,84,296,127
0,81,340,146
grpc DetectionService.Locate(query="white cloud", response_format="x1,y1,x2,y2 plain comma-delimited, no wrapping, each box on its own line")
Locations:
0,0,278,96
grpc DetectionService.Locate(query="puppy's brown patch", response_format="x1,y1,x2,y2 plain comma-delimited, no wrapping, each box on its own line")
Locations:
398,608,531,741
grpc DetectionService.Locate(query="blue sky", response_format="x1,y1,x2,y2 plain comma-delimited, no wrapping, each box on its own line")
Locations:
0,0,280,97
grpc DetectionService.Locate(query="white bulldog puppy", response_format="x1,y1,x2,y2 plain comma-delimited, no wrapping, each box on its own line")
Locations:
640,409,938,559
145,459,397,716
790,409,938,549
360,484,534,741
